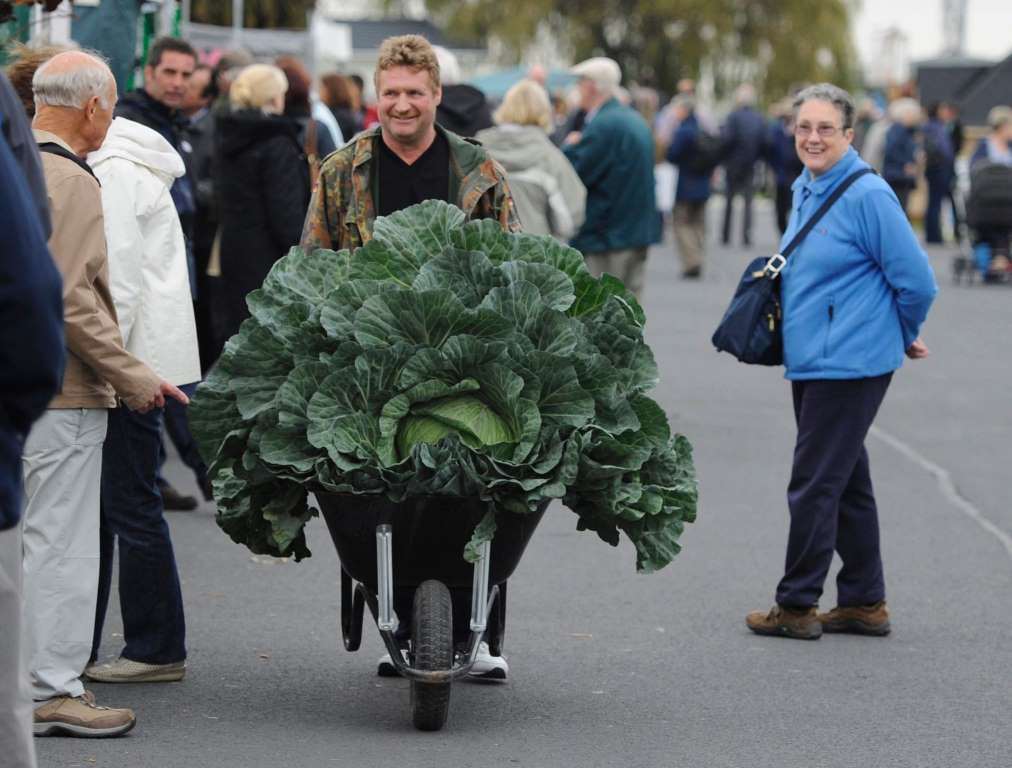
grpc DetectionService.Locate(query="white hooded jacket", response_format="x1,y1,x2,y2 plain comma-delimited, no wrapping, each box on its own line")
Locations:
88,117,200,386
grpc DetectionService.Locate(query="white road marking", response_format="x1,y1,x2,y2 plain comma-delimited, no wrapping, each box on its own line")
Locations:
869,425,1012,561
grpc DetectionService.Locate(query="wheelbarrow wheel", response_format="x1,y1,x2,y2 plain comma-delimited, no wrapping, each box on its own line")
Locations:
410,580,453,731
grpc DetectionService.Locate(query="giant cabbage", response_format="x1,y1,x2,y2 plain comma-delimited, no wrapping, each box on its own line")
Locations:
191,201,697,571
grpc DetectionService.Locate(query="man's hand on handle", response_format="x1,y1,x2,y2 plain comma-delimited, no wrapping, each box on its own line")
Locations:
135,381,190,413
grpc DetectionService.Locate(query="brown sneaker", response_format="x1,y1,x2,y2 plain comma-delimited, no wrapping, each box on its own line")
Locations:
746,605,822,640
33,692,136,737
817,601,891,636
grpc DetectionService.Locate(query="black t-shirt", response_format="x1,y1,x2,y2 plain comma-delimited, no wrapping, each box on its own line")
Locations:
376,130,450,216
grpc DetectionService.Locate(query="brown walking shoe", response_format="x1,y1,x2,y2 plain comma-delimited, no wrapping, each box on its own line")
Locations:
33,691,136,737
817,601,891,636
746,605,823,640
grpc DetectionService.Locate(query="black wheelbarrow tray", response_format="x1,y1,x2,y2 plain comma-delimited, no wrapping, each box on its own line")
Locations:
315,491,548,731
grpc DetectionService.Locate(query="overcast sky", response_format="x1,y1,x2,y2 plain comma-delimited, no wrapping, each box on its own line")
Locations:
853,0,1012,63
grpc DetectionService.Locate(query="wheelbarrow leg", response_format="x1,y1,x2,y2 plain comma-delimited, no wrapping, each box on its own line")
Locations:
375,523,396,632
469,539,491,633
488,581,507,657
340,567,365,652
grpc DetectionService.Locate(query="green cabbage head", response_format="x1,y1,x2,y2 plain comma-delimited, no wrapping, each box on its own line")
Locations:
190,201,697,572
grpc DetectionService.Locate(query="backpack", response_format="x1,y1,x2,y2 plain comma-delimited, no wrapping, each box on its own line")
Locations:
683,130,725,175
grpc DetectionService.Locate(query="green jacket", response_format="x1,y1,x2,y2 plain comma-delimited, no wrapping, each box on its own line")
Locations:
300,124,520,251
563,98,659,254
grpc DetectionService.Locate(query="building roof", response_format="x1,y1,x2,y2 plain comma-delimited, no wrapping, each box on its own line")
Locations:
957,52,1012,126
338,18,484,52
916,55,996,68
186,22,309,59
916,51,1012,126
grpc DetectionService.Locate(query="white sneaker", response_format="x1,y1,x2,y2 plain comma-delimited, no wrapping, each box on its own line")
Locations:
467,641,508,682
376,649,407,677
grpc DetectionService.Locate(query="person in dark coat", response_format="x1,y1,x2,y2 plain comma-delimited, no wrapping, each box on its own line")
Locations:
665,95,712,278
922,103,955,243
181,64,220,372
881,98,922,216
433,45,493,137
766,105,806,234
939,102,964,243
0,74,64,768
217,64,310,343
721,83,767,246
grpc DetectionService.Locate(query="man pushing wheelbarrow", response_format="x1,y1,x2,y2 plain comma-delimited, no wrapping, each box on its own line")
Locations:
191,35,697,732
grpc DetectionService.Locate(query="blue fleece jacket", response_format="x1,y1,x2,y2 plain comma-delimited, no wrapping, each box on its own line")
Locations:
779,148,937,381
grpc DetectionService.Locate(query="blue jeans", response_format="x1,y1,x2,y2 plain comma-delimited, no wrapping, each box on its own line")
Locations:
93,406,186,665
776,375,892,609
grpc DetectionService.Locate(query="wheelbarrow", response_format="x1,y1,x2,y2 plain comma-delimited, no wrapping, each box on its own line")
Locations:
317,493,547,731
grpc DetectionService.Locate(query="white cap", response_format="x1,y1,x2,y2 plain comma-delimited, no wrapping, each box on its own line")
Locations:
570,57,621,89
432,45,460,86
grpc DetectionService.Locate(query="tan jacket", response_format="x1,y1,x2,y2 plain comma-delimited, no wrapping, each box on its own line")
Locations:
35,130,161,410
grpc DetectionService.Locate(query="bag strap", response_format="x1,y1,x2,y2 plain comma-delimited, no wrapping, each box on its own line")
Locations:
305,118,320,190
764,167,874,275
37,142,100,185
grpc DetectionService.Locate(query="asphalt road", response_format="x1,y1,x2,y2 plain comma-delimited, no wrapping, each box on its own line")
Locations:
38,200,1011,768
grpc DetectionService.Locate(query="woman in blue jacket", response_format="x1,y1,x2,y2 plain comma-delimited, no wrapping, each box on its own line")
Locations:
746,84,937,641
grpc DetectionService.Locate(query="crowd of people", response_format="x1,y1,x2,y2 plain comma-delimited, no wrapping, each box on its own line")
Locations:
3,23,1006,762
655,86,1012,282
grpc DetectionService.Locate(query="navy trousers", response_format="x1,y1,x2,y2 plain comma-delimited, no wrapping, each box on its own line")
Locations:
776,374,892,609
93,406,186,665
159,381,207,490
722,172,755,246
925,173,951,243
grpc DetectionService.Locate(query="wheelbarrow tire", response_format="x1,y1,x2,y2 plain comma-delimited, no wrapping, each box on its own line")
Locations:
410,579,453,731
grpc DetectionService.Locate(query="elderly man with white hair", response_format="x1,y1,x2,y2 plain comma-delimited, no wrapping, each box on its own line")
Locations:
562,56,658,298
23,49,188,738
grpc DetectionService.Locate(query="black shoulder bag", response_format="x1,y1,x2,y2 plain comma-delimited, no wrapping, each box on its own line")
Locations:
711,168,873,365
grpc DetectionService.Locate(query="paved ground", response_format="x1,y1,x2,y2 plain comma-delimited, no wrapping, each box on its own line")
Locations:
38,199,1011,768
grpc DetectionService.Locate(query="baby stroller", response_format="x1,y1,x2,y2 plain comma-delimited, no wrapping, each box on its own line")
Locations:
955,161,1012,285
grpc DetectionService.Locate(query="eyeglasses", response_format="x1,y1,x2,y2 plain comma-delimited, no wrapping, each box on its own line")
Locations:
795,124,844,138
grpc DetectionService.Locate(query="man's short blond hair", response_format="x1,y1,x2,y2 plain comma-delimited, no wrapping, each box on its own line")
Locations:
374,35,441,92
493,79,552,131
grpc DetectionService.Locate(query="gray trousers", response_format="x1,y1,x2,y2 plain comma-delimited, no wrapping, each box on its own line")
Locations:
673,201,707,272
0,524,36,768
584,247,648,299
22,409,107,701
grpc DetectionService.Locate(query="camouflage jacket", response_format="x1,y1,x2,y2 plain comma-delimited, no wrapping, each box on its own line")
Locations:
300,125,520,251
